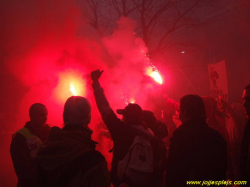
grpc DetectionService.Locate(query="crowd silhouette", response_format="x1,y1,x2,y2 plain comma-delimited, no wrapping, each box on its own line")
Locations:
10,70,250,187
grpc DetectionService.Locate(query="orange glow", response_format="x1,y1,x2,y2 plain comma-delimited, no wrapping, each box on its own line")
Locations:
70,84,77,96
145,66,163,84
130,98,136,103
52,70,86,103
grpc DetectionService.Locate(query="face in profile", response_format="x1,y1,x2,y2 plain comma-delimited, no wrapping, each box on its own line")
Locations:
178,108,185,123
30,106,48,127
242,89,250,119
122,115,129,124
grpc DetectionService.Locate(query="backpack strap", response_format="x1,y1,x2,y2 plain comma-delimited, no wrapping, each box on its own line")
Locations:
38,150,106,187
130,125,154,142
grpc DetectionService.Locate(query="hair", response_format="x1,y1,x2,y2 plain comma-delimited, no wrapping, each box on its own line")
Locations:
244,84,250,90
63,96,91,126
29,103,46,117
180,94,207,121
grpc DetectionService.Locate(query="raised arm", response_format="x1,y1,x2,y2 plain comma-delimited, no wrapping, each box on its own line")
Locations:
91,70,126,138
91,69,113,119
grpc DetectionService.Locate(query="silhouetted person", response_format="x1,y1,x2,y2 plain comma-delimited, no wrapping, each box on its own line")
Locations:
241,84,250,185
91,69,157,187
10,103,50,187
219,100,247,180
165,95,227,187
202,96,232,179
36,96,110,187
202,96,229,142
143,110,168,187
210,67,219,89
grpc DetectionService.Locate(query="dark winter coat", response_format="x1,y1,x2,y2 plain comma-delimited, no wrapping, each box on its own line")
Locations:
92,81,158,187
241,120,250,185
36,125,110,187
165,119,227,187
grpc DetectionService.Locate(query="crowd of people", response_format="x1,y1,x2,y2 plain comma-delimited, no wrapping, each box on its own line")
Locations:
10,69,250,187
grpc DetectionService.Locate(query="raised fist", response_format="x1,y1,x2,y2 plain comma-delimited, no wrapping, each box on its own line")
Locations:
91,69,104,82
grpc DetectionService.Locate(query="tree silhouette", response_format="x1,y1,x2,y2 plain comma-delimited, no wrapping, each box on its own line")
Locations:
81,0,223,56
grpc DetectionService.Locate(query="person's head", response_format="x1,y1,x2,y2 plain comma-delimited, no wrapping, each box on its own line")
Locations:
117,103,143,125
63,96,91,126
179,94,206,123
242,84,250,119
29,103,48,127
201,96,217,118
142,110,168,138
142,110,156,128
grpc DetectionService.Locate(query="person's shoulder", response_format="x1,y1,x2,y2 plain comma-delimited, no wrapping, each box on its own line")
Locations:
169,125,190,144
207,125,222,136
103,110,124,126
245,120,250,129
10,132,27,151
45,124,51,129
49,126,61,132
172,124,188,136
171,122,207,141
206,126,226,144
12,130,26,140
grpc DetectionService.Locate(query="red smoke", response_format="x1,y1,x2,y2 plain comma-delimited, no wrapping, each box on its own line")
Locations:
0,1,165,185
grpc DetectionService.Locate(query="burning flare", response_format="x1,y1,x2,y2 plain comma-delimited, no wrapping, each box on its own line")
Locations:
130,98,136,103
70,84,77,96
145,67,163,85
151,71,163,84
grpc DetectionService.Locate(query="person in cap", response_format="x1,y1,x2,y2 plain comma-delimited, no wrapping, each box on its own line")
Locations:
36,96,110,187
10,103,50,187
165,94,227,187
241,84,250,184
91,69,156,187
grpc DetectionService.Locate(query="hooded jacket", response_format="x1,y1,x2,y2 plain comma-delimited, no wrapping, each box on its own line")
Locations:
37,125,110,187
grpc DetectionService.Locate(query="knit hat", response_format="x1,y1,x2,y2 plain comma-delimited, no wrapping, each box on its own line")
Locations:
63,96,91,126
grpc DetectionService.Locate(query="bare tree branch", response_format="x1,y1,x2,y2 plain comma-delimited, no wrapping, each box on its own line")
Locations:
84,0,224,56
155,0,202,53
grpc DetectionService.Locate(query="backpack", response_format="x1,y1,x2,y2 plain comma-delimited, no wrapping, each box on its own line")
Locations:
117,126,154,187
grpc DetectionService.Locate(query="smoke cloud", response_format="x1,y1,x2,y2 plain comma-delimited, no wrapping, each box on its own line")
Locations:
0,0,165,185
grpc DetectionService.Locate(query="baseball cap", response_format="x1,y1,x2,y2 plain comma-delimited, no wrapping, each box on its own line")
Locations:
117,103,142,119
